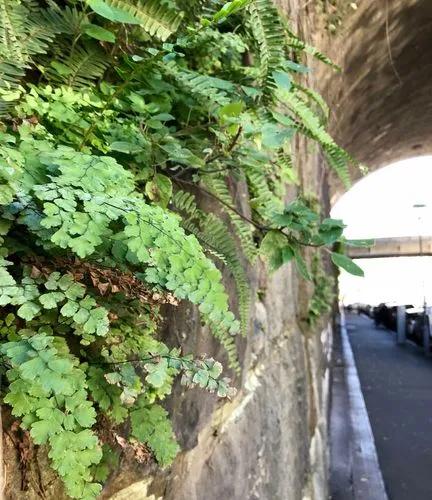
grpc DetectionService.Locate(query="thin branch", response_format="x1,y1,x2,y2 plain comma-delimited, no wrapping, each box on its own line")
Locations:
93,353,197,367
203,126,243,164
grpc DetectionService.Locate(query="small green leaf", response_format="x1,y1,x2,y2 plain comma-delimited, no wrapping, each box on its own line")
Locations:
110,141,143,154
272,71,292,90
4,390,35,416
74,402,97,427
60,300,79,317
192,369,209,387
48,358,74,374
31,418,62,444
293,250,311,281
39,292,65,309
50,61,72,76
208,360,223,378
145,358,169,388
284,60,310,73
87,0,140,24
318,218,344,244
212,0,250,22
331,252,364,277
260,231,294,271
84,23,116,43
17,302,41,321
73,308,90,324
145,174,172,208
19,357,46,380
152,113,175,121
218,101,244,123
345,238,374,248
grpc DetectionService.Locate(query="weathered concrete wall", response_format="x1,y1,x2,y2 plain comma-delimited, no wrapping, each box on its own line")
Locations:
103,264,333,500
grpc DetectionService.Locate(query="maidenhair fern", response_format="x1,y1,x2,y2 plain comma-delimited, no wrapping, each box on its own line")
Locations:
0,0,360,497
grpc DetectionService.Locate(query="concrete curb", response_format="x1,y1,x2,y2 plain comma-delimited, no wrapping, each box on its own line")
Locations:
340,311,388,500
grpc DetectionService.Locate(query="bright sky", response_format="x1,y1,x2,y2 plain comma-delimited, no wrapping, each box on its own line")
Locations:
331,156,432,307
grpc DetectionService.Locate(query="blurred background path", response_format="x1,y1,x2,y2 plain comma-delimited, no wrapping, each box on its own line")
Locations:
346,313,432,500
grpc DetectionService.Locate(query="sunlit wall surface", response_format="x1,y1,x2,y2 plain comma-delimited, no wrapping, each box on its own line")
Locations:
331,157,432,307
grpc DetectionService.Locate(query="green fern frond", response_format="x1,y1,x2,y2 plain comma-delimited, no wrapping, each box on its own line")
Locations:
45,44,110,88
325,144,352,188
242,159,283,217
276,149,298,185
42,3,87,37
247,0,285,94
176,0,208,21
215,329,240,373
0,0,27,63
0,61,24,115
203,175,258,262
0,0,58,63
163,61,233,107
294,84,329,123
99,0,183,41
285,26,340,70
282,89,350,186
173,189,251,337
0,0,61,114
172,189,198,217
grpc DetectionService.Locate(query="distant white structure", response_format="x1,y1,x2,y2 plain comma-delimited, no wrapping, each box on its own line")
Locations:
332,157,432,307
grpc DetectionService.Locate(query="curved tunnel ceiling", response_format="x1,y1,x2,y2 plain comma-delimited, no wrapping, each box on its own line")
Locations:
325,0,432,186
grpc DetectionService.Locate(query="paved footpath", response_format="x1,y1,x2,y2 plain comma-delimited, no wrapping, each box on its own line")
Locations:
346,313,432,500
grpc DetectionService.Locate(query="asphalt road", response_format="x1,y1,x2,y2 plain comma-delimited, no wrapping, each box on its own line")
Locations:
346,313,432,500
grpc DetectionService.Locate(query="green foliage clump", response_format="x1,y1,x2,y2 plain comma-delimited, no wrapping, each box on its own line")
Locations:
307,255,334,326
2,333,102,499
0,0,362,497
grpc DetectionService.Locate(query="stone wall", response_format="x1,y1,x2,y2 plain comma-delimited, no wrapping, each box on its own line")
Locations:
103,2,338,499
129,2,432,498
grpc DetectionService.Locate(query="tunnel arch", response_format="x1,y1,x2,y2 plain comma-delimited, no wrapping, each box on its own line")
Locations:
319,0,432,197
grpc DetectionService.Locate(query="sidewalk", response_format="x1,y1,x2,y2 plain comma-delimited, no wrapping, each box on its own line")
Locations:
329,313,387,500
346,313,432,500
